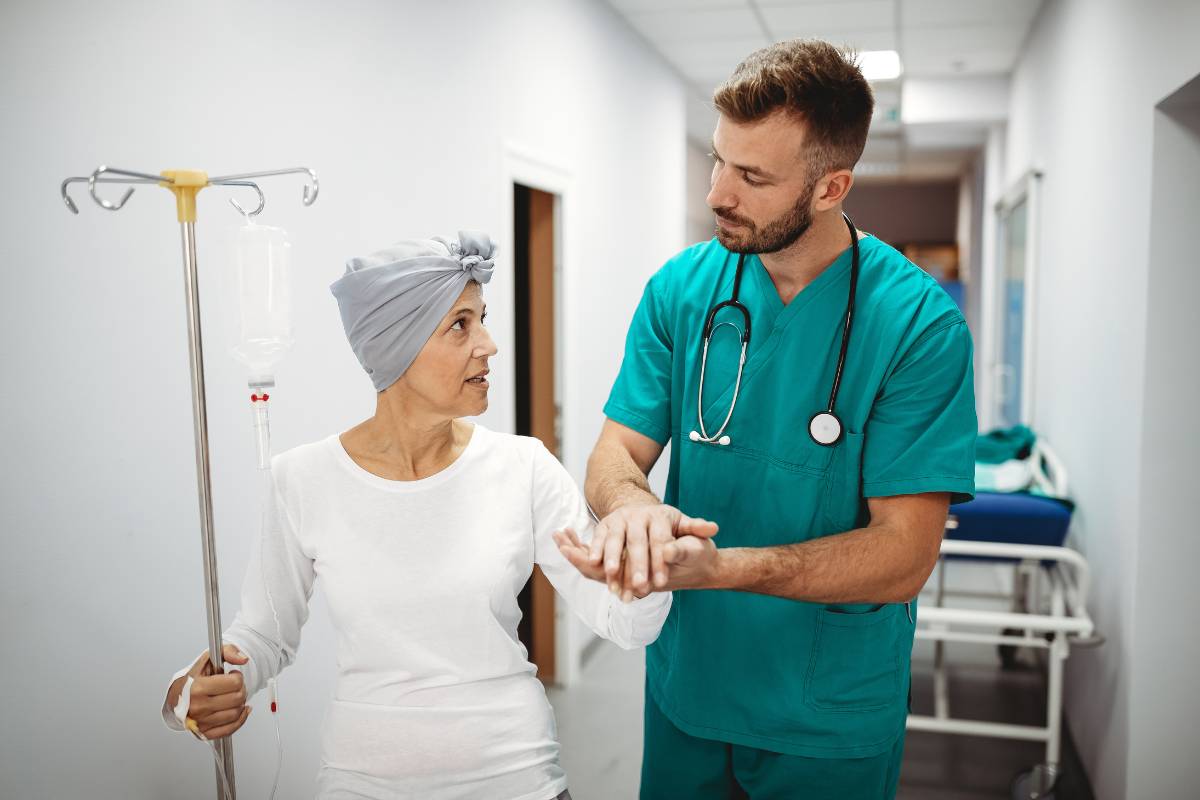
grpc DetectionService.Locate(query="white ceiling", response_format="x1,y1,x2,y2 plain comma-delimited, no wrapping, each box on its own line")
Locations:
604,0,1044,180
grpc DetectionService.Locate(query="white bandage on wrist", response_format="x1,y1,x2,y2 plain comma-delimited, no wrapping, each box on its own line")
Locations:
173,674,196,733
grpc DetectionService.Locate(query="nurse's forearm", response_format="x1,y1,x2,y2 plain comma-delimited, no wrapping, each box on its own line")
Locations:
709,494,948,604
714,526,931,603
705,494,950,599
585,437,660,517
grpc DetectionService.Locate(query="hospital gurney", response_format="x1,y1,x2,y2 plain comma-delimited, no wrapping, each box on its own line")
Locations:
906,439,1103,799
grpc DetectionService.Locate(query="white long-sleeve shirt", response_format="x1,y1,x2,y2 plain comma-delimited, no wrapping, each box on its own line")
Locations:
163,425,671,800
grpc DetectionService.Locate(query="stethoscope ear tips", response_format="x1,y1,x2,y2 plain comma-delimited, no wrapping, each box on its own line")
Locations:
718,435,731,446
689,430,701,442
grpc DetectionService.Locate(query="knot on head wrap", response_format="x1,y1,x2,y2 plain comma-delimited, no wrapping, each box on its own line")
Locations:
437,231,496,284
331,230,497,392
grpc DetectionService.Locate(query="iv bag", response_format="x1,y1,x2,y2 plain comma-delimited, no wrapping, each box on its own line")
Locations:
230,222,294,385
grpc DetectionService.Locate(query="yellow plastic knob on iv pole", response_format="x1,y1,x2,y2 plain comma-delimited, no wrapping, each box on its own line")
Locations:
159,169,209,222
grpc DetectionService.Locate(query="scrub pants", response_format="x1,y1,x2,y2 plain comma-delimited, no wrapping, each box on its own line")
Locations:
640,691,905,800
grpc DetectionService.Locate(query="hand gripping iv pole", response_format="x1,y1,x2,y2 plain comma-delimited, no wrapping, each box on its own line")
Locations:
61,165,319,800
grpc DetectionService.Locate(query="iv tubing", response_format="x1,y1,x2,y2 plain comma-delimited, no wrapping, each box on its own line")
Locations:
208,741,235,800
251,392,272,471
255,392,286,800
199,394,286,800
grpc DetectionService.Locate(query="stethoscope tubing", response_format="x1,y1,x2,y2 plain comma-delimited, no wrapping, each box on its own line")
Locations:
692,213,859,447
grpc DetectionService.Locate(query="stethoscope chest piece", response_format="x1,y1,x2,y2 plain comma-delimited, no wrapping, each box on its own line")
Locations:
808,411,843,447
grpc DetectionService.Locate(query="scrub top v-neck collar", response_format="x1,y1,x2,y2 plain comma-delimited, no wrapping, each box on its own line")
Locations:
746,235,868,330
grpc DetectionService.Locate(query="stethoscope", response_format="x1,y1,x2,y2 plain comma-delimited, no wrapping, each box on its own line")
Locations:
689,212,860,448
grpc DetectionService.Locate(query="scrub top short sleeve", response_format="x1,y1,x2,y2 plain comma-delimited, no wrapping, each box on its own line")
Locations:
862,318,977,504
604,271,675,445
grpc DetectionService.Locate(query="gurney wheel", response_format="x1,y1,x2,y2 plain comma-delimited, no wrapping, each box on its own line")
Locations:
999,628,1056,669
998,627,1022,669
1011,764,1057,799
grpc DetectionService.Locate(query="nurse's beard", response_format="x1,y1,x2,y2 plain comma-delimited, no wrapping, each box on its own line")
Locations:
714,175,819,254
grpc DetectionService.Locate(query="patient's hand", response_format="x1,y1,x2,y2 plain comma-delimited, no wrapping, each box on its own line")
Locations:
165,644,252,740
554,528,608,584
553,504,718,601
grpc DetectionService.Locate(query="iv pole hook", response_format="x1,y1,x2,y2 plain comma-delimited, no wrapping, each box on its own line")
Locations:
88,166,175,211
212,180,267,218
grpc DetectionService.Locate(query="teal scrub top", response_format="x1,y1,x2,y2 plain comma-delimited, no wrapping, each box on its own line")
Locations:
604,236,977,759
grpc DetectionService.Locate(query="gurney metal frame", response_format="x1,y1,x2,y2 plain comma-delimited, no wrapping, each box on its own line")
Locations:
906,444,1100,796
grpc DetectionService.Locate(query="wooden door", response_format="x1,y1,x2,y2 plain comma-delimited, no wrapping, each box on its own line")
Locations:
514,183,559,683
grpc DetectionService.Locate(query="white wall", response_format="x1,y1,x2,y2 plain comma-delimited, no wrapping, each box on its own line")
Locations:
0,1,686,797
976,122,1007,431
901,75,1010,127
685,141,715,247
1001,1,1200,796
1129,82,1200,799
963,149,986,411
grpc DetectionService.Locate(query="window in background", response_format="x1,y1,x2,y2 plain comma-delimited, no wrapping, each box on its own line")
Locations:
993,171,1042,428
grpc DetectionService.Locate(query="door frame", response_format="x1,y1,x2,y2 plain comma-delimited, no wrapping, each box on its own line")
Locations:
501,142,583,685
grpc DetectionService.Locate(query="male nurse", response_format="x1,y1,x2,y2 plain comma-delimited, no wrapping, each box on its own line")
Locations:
555,39,976,799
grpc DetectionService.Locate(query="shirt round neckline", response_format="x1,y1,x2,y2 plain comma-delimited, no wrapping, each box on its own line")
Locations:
327,423,486,492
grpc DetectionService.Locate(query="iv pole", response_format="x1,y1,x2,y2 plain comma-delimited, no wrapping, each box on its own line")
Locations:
61,165,320,800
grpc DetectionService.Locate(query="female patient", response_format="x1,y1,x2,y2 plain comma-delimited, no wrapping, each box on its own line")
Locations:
162,231,673,800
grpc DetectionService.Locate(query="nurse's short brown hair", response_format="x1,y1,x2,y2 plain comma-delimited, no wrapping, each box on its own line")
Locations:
714,40,874,179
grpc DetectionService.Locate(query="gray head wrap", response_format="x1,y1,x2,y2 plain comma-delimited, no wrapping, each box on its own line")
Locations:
331,230,496,392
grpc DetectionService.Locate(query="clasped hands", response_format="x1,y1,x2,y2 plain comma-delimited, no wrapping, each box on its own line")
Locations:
553,504,720,602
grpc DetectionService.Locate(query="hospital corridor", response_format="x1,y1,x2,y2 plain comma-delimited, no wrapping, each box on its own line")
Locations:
2,1,1197,799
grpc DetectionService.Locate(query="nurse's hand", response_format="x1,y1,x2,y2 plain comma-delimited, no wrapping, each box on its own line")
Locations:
166,644,252,740
556,528,721,596
589,504,719,600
